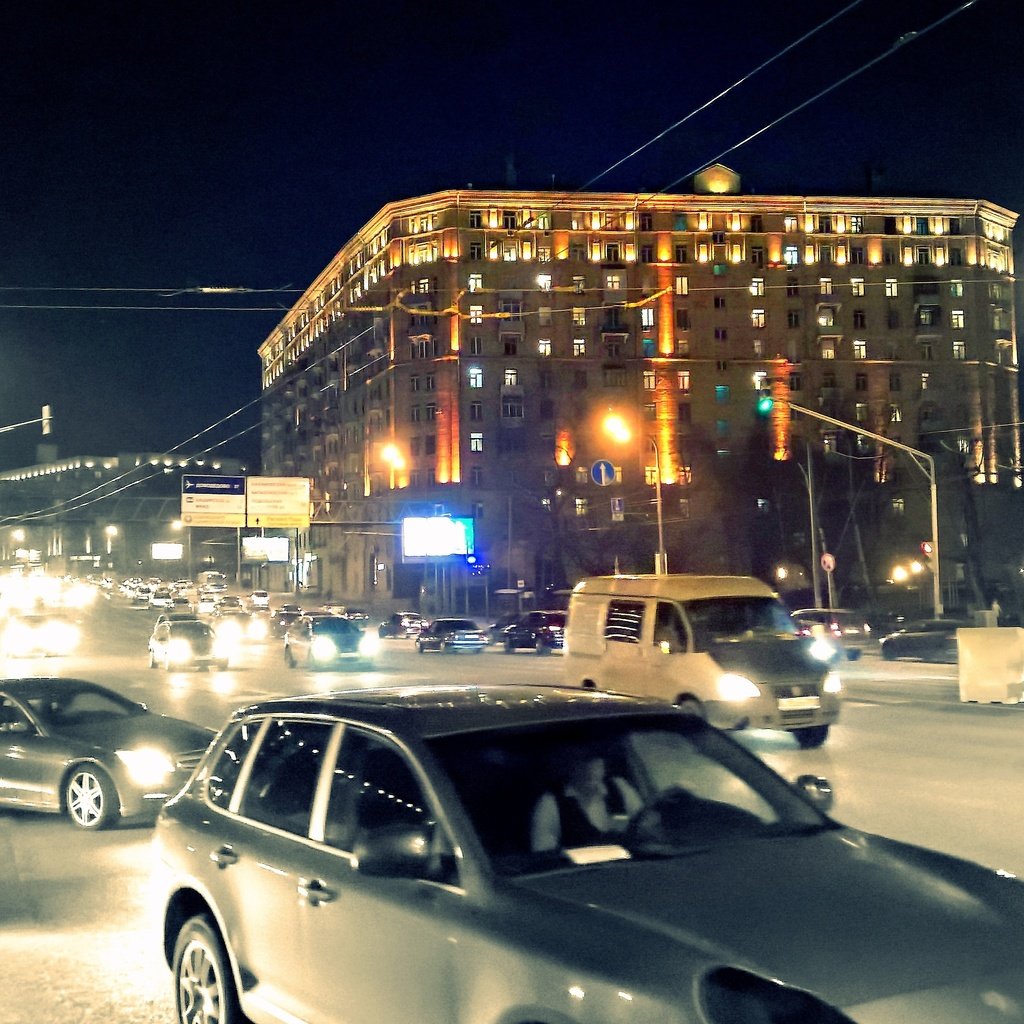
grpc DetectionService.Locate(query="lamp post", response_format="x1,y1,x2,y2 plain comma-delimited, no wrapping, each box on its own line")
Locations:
603,413,668,576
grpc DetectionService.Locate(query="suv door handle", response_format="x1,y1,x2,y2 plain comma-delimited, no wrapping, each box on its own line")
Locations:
298,878,337,907
210,845,239,869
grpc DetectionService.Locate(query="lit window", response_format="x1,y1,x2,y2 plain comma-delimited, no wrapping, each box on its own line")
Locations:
885,279,898,297
819,278,833,295
890,404,902,423
468,367,483,388
675,275,689,295
677,370,690,392
573,276,585,294
921,372,930,390
641,307,655,329
575,467,589,485
538,307,552,326
821,338,836,359
953,340,966,360
851,278,865,296
784,215,798,232
853,339,866,359
643,370,656,390
950,279,964,297
572,307,586,326
504,368,519,387
892,497,905,514
469,305,483,324
538,339,551,357
679,498,691,518
575,497,588,517
855,403,867,423
783,245,800,265
536,274,551,291
501,395,524,418
573,339,586,357
468,273,483,292
750,278,764,296
849,215,864,233
751,309,766,328
470,433,483,452
817,306,836,327
715,385,730,403
951,309,965,329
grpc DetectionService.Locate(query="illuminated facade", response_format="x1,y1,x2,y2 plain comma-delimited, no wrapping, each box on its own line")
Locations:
259,167,1019,607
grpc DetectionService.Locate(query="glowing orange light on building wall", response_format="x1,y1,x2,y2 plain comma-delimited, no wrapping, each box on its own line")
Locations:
657,267,674,355
657,232,672,262
449,311,461,353
554,429,574,466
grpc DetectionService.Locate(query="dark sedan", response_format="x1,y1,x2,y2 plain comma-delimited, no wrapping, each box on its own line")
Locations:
0,677,213,829
415,617,487,654
284,614,380,668
879,618,973,662
378,610,424,638
501,610,566,654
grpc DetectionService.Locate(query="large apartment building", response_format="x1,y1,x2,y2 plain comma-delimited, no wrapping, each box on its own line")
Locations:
259,166,1020,612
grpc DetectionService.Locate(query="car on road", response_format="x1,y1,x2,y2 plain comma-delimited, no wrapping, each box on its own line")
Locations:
156,684,1024,1024
792,607,874,660
195,591,218,615
214,595,244,613
0,676,212,830
283,613,379,669
2,612,81,657
149,587,175,610
487,612,520,644
269,608,303,638
879,617,973,662
377,610,424,638
148,618,231,671
415,617,488,654
248,590,270,609
501,609,567,654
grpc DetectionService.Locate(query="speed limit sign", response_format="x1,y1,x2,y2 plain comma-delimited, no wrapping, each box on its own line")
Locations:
820,552,836,573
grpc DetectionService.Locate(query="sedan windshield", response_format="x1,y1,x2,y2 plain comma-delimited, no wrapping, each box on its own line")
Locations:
428,715,826,877
10,680,146,728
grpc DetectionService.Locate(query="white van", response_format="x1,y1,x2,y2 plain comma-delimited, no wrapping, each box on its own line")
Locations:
564,574,841,748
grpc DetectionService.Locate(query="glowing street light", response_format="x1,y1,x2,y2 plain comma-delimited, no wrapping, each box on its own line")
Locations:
602,413,667,575
380,443,406,489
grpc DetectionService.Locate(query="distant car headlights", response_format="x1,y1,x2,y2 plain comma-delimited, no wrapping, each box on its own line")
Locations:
212,636,234,660
116,746,176,787
311,636,338,662
823,671,843,694
358,631,380,657
716,673,761,702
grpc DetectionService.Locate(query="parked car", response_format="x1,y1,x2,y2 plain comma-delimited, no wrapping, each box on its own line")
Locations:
148,618,231,671
378,610,424,638
879,618,973,662
0,676,212,829
156,684,1024,1024
792,607,874,660
283,614,379,669
501,610,567,654
2,612,81,657
415,617,488,654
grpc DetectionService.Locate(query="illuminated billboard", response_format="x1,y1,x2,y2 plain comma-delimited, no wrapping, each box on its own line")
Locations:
401,517,475,561
242,536,291,563
152,543,184,561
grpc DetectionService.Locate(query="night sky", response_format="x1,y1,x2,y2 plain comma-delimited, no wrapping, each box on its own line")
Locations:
0,0,1020,470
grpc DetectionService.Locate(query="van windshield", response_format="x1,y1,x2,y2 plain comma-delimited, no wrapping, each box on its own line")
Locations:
684,596,797,651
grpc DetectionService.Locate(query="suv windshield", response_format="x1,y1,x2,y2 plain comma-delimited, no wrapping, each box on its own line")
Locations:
428,715,825,877
685,596,797,650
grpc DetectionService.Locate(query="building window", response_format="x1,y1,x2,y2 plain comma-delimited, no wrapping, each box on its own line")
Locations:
603,368,627,387
949,247,963,266
887,309,900,329
675,308,690,330
501,395,524,418
572,275,586,294
855,403,867,423
750,246,764,266
538,338,551,357
751,309,766,328
605,273,622,291
640,244,654,263
639,212,653,230
572,306,586,326
817,306,836,327
891,497,905,514
953,340,966,360
425,403,437,421
640,307,655,329
916,246,931,265
470,466,483,486
919,340,933,361
573,339,586,357
850,246,866,265
675,244,689,263
469,241,483,260
470,432,483,452
783,245,800,265
849,215,864,233
642,402,656,421
714,295,726,309
469,210,482,228
410,406,421,423
536,273,551,292
787,309,801,328
752,338,763,357
469,401,483,421
575,497,588,517
469,305,483,324
468,273,483,292
855,372,867,391
950,279,964,298
916,305,939,327
851,277,865,297
784,215,798,232
643,370,656,391
468,367,483,388
469,335,483,355
889,404,902,423
537,246,551,263
921,372,930,391
410,376,420,392
502,335,518,356
789,373,802,391
714,327,728,341
853,310,866,328
821,338,837,359
575,466,589,485
677,403,692,424
675,275,688,295
885,279,898,297
889,372,901,391
677,370,690,392
504,368,519,387
538,306,552,326
715,384,730,404
750,278,765,296
951,309,965,329
424,374,435,391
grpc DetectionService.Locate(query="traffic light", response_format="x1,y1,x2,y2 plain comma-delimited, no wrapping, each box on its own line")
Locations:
755,394,774,417
41,404,52,435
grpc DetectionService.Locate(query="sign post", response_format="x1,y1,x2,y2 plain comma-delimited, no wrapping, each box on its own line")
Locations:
820,552,836,609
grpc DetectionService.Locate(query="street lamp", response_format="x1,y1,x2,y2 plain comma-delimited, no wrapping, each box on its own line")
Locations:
603,413,668,575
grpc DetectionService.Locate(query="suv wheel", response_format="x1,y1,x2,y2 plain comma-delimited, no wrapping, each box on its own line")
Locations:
173,914,242,1024
794,724,830,749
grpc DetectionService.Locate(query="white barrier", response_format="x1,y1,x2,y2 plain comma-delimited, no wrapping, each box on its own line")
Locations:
957,627,1024,704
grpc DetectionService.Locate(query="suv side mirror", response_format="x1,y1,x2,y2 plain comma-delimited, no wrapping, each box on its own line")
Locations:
355,823,435,879
794,774,834,813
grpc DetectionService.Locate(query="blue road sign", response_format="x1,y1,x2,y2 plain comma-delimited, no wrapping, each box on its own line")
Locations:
591,459,616,486
181,474,246,495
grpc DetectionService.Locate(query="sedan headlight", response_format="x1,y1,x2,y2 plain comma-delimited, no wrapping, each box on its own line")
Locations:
116,747,175,786
358,631,380,657
311,636,337,661
823,671,843,694
167,638,193,664
808,636,838,663
715,673,761,702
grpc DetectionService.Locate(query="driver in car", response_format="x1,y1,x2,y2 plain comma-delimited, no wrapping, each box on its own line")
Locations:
530,753,642,852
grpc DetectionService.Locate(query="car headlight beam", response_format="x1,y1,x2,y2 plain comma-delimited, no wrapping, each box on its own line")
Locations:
116,747,176,787
716,673,761,702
